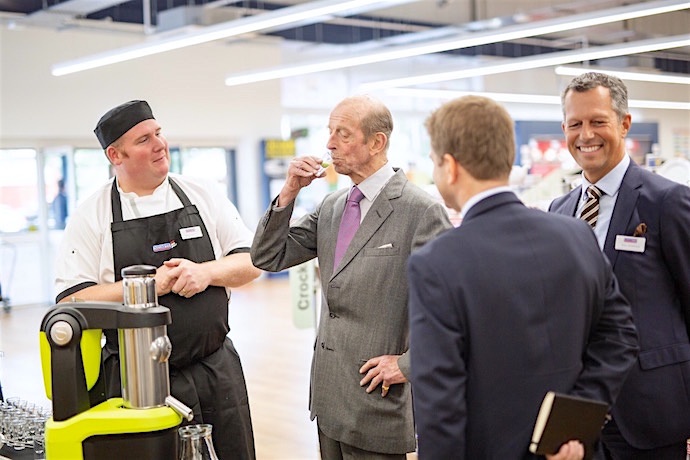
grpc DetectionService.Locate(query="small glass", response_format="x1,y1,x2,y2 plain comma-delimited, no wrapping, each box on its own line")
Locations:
5,397,23,410
178,424,219,460
315,151,332,177
9,414,27,450
33,434,45,460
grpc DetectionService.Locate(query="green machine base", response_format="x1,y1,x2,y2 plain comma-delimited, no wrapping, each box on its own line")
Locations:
45,398,182,460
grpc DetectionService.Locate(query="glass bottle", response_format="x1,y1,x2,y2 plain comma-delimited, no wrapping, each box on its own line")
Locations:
178,424,219,460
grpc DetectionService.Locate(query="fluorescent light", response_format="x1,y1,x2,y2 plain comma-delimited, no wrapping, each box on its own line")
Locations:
554,65,690,84
385,88,562,105
224,0,690,86
358,34,690,90
51,0,419,76
627,100,690,110
384,88,690,110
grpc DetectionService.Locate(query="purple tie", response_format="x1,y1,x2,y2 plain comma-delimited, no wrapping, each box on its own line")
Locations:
334,186,365,268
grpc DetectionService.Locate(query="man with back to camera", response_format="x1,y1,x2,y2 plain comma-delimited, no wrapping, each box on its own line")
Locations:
549,72,690,459
54,100,262,460
408,95,639,460
250,94,452,459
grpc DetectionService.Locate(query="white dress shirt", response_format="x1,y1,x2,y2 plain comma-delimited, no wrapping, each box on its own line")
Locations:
577,154,630,250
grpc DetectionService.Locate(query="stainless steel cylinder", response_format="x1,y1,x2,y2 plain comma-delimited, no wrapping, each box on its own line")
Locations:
119,265,172,409
122,264,157,309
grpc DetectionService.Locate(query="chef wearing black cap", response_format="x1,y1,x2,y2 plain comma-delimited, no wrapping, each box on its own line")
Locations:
54,100,262,460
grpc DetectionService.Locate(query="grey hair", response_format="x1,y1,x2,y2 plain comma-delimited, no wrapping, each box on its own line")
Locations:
561,72,629,121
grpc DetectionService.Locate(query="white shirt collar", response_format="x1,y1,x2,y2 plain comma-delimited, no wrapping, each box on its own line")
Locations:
350,164,395,202
116,176,169,199
581,154,630,201
460,186,515,220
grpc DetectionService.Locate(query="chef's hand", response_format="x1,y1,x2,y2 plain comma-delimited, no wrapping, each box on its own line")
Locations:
164,258,211,298
277,156,324,207
155,263,178,296
359,355,407,397
546,440,585,460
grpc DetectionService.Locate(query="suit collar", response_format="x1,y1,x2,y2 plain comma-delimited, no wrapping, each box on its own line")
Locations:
462,191,521,224
460,185,513,220
376,168,406,200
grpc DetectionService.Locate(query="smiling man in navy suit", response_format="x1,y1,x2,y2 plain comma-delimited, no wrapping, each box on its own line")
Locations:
549,72,690,459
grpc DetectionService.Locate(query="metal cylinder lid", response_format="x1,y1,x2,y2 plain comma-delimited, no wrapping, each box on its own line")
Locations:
121,265,156,277
122,264,157,309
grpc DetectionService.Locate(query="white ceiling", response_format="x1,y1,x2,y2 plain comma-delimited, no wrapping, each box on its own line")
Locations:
1,0,688,89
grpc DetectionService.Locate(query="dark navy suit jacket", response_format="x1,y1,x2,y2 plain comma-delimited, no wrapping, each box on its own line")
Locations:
409,192,638,459
549,161,690,449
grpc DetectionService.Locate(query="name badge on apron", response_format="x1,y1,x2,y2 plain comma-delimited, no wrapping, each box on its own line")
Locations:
153,240,177,252
180,226,203,240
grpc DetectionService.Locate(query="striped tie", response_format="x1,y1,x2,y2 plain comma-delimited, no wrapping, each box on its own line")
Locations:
581,185,603,228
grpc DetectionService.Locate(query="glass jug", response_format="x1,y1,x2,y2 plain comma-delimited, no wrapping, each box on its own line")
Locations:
178,424,219,460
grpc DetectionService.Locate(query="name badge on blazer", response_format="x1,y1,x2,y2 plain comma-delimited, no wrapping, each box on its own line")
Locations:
615,235,645,253
180,226,203,240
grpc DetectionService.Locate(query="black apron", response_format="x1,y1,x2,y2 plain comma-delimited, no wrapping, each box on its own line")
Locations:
103,177,255,460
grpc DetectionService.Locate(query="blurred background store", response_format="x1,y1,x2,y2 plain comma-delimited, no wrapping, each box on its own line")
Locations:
0,0,688,457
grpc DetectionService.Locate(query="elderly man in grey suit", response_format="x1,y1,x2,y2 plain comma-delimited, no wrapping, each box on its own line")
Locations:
251,94,452,459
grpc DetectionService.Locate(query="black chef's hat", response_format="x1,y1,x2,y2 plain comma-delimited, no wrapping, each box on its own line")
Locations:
94,100,155,149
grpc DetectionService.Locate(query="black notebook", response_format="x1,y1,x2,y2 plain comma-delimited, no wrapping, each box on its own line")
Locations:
529,391,609,459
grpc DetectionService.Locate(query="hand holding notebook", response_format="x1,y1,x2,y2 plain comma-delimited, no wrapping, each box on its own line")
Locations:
530,391,609,460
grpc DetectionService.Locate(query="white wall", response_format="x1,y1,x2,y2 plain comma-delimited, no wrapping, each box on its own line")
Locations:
0,25,285,142
0,25,289,227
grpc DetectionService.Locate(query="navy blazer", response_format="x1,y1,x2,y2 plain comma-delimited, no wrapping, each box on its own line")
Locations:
409,192,638,459
549,161,690,449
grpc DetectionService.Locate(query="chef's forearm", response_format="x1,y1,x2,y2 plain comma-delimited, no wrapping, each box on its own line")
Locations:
205,252,262,289
58,281,124,303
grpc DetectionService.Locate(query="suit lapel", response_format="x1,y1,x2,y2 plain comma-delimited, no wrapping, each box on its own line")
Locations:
331,170,404,278
562,188,581,217
603,163,641,266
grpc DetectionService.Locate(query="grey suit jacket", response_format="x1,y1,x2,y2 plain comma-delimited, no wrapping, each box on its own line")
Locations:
549,162,690,449
251,169,452,454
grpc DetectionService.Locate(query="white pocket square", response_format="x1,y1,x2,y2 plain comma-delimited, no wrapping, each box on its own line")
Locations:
377,243,393,249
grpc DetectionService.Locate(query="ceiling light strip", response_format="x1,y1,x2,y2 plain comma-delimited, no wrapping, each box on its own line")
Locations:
51,0,420,76
357,34,690,90
384,88,690,110
554,65,690,84
224,0,690,86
